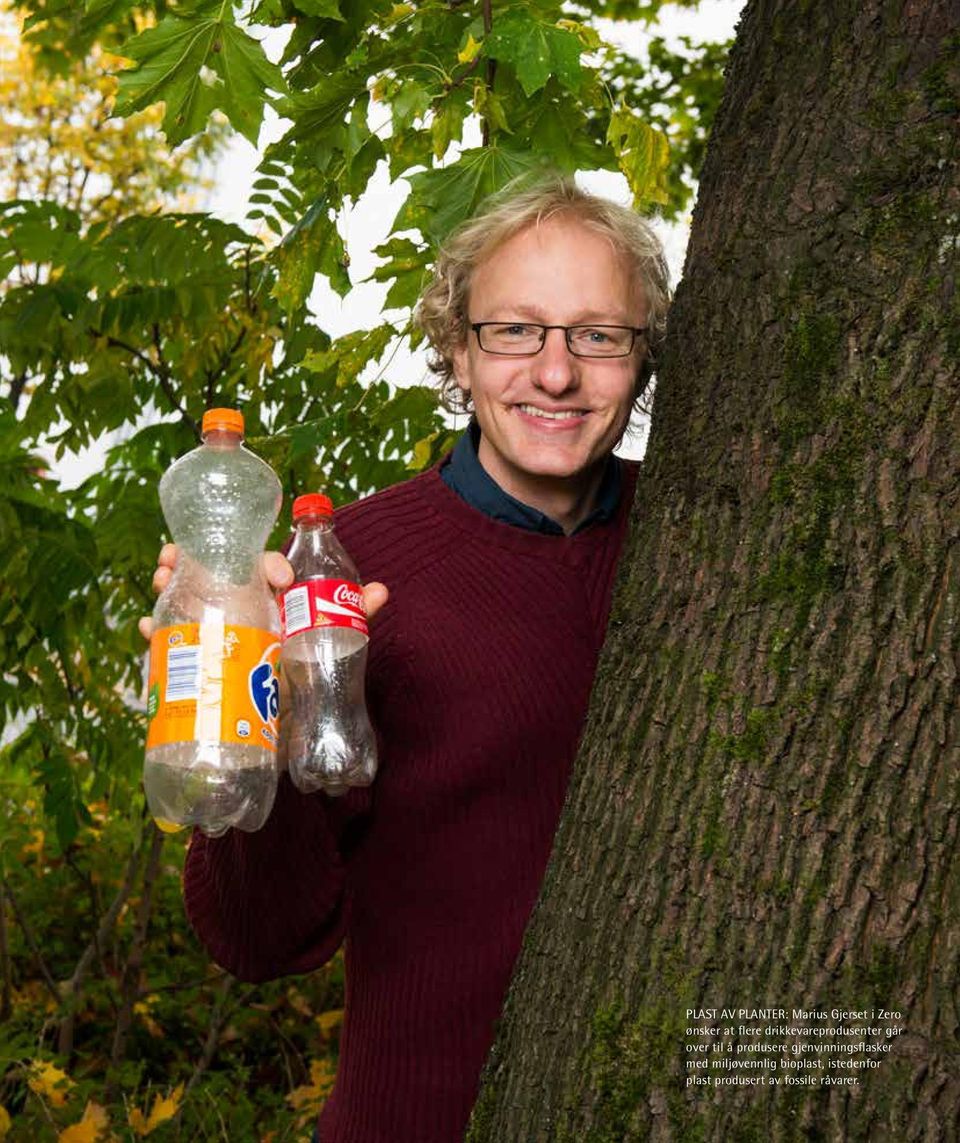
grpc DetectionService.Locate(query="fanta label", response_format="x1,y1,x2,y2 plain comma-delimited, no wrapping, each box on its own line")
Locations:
279,578,368,641
146,623,281,750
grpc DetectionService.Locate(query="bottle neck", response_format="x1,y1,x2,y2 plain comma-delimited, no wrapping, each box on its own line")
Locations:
202,429,243,450
294,514,333,533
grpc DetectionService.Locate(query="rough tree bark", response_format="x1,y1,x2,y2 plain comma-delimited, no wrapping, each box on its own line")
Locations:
468,0,959,1139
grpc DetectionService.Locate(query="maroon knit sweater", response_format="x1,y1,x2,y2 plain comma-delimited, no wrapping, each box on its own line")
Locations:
183,460,637,1143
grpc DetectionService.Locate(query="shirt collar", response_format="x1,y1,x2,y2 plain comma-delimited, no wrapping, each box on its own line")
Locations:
440,419,621,536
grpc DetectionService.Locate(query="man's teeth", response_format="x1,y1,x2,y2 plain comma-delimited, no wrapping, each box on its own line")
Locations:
518,405,582,420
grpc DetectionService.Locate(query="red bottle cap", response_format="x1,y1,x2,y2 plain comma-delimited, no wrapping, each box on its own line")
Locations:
202,408,244,435
293,493,333,520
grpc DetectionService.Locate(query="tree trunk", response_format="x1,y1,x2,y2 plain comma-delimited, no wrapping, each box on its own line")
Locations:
468,0,959,1139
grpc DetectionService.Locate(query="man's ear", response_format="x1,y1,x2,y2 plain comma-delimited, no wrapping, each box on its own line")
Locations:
452,342,471,396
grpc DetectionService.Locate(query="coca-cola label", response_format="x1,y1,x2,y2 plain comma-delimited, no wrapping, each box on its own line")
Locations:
279,578,369,641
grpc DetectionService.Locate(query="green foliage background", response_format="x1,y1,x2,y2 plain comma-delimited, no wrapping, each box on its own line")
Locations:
0,0,729,1136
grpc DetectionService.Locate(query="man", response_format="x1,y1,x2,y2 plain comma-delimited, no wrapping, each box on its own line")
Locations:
153,175,669,1142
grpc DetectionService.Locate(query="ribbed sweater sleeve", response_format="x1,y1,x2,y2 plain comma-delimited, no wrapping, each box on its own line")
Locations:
183,776,370,982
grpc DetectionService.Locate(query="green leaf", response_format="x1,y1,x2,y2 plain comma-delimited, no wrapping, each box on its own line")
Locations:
114,11,286,145
301,324,396,388
394,146,548,246
369,236,430,311
0,201,83,268
431,92,468,159
271,200,350,312
485,15,582,97
474,83,511,136
217,22,289,143
607,106,671,205
391,79,432,133
524,87,609,170
295,0,344,17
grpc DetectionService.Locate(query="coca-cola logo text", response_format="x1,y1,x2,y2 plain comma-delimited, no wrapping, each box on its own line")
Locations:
333,583,364,611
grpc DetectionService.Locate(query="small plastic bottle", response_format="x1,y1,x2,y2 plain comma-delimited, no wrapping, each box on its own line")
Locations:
144,408,282,836
278,494,377,796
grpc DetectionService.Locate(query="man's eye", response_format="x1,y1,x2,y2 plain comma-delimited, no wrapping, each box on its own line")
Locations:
500,324,534,337
576,327,612,343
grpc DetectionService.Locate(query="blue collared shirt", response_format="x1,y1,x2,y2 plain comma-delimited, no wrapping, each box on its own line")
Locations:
440,420,621,536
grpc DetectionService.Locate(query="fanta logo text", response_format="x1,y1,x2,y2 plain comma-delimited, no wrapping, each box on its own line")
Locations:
334,583,364,610
249,662,279,725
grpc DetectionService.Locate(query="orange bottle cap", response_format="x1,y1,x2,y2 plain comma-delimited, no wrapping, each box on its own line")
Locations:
202,408,244,435
293,493,333,519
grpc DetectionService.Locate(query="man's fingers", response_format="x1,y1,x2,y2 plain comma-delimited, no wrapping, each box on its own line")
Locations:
158,542,177,569
141,582,388,643
152,565,172,595
363,581,388,622
264,551,294,591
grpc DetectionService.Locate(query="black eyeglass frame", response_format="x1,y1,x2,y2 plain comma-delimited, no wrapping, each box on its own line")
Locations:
469,321,648,359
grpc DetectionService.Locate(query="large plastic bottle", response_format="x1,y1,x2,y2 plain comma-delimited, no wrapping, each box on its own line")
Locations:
278,494,377,796
144,408,282,837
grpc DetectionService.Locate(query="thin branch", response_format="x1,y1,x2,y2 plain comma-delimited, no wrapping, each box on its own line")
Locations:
64,850,114,1003
89,323,199,437
1,877,62,1008
57,836,143,1057
181,975,236,1107
108,824,165,1079
445,54,484,91
204,324,248,407
154,323,201,439
8,371,29,413
0,881,12,1022
481,0,497,147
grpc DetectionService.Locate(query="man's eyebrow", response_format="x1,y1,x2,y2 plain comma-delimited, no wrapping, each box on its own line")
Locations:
481,305,635,323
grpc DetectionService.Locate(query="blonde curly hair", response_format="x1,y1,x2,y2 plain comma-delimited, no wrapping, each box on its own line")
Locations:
414,173,671,413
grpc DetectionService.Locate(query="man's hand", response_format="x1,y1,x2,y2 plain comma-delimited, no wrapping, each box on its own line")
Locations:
138,544,388,640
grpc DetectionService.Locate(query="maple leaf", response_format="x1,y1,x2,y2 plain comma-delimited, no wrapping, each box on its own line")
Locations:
128,1084,184,1136
485,15,582,97
28,1061,74,1108
114,10,286,146
286,1059,336,1125
607,106,671,206
57,1101,109,1143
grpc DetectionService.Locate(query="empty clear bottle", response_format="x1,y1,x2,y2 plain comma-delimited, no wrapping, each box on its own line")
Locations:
278,494,377,796
144,408,282,837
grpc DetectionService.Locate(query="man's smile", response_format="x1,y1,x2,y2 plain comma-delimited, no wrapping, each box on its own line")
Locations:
515,404,588,422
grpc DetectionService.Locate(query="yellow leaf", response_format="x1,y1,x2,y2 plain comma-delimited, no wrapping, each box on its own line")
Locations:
28,1061,74,1108
407,432,437,471
458,34,481,65
21,828,44,861
128,1085,183,1136
58,1101,109,1143
133,1001,164,1038
315,1008,344,1037
0,1105,11,1139
153,817,187,834
607,105,671,206
556,18,603,50
286,1059,336,1123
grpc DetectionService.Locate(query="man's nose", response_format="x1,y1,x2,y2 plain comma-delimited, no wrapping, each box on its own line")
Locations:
534,328,579,394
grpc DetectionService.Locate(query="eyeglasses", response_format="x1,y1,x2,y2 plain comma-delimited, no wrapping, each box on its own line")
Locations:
470,321,646,359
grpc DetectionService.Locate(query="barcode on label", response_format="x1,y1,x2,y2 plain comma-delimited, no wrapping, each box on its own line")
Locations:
165,644,200,702
283,585,311,636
